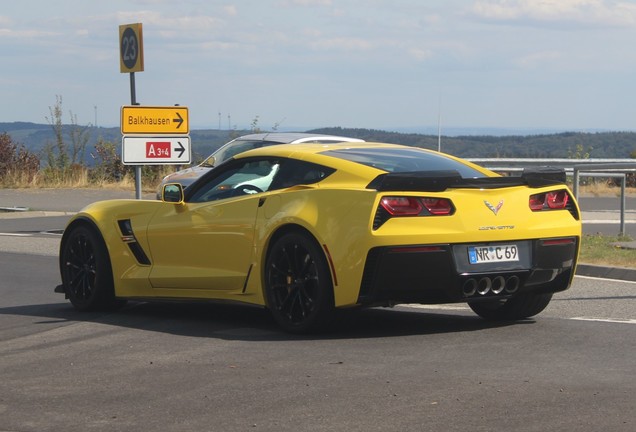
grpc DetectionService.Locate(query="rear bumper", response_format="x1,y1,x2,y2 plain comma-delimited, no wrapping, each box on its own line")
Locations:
356,237,578,305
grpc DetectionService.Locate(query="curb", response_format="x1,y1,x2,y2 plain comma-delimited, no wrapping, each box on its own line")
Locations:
576,263,636,282
0,211,76,219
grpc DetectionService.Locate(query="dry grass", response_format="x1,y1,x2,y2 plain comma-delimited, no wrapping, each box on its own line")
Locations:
577,182,636,197
579,234,636,268
0,167,169,193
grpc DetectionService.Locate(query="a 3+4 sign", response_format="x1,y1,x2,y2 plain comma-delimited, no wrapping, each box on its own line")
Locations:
122,136,191,165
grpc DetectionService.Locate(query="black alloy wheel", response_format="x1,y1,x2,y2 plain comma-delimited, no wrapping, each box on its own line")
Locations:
61,225,122,311
468,292,553,321
265,231,335,333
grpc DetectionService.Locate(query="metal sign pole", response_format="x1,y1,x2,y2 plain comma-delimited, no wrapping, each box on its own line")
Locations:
120,23,144,200
129,72,142,199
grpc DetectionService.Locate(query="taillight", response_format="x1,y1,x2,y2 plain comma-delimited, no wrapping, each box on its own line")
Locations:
376,196,455,228
546,190,569,209
529,190,570,211
380,197,423,216
422,198,453,215
380,196,454,216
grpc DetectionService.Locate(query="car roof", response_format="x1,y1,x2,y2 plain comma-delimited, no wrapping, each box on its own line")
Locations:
234,132,364,144
233,141,403,162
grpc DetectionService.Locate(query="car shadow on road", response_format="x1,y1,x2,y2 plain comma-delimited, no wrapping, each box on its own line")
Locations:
0,300,530,341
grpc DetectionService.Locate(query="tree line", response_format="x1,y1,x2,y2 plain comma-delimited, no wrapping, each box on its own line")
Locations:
309,127,636,159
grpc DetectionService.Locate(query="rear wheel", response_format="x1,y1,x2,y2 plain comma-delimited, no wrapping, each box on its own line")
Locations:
265,232,335,333
468,292,553,321
61,225,123,311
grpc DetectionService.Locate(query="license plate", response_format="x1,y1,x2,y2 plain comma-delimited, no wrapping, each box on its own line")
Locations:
468,245,519,264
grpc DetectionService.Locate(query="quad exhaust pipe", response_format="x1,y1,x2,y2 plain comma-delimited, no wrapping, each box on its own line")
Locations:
462,275,520,297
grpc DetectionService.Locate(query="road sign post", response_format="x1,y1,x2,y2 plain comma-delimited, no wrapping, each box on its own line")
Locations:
119,23,144,199
119,23,191,197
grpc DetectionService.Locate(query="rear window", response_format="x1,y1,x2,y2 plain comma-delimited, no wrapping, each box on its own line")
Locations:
321,147,485,178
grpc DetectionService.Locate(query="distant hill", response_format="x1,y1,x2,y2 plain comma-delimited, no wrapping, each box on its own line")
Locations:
309,127,636,159
0,122,240,165
2,122,635,164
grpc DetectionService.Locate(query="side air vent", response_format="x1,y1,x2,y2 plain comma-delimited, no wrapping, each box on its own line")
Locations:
117,219,151,265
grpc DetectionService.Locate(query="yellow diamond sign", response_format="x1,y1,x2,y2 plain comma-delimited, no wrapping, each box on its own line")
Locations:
121,105,189,134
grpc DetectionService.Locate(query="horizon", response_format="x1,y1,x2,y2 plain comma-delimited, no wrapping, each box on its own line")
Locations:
2,119,635,138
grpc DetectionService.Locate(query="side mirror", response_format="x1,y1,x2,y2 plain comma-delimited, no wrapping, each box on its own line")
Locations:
162,183,184,203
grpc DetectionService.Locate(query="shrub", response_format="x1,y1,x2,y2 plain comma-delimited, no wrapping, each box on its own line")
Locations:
0,132,40,185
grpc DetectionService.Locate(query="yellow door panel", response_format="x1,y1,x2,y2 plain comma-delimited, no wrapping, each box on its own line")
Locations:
146,197,259,290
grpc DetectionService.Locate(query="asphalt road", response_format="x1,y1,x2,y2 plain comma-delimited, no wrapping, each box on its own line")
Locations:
1,249,635,432
0,188,635,431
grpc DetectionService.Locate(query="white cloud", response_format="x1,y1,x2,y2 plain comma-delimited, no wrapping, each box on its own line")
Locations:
223,5,238,16
408,47,434,61
279,0,333,6
515,50,561,68
471,0,636,26
310,37,372,51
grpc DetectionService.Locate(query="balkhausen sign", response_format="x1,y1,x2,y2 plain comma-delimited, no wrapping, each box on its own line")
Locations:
121,105,189,134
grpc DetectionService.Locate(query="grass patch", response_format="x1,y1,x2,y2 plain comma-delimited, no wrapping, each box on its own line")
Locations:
579,234,636,268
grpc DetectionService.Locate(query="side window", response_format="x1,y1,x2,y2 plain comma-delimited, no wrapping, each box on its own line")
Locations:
270,160,336,190
188,158,280,203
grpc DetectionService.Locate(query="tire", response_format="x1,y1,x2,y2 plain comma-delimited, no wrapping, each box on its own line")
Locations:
265,231,335,333
468,292,553,321
60,225,123,311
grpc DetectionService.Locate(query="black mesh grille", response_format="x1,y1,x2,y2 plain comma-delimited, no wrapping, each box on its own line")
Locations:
566,195,580,220
372,206,391,230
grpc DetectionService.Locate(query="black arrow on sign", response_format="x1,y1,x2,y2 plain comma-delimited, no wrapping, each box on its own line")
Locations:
174,141,186,158
173,112,184,129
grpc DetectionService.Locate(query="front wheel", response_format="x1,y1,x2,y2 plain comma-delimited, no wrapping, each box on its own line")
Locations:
468,292,553,321
265,232,335,333
60,225,123,311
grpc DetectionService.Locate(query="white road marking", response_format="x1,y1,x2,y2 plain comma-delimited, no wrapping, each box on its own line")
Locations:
583,220,636,224
401,303,636,325
571,317,636,325
400,304,470,311
0,231,62,237
575,275,636,285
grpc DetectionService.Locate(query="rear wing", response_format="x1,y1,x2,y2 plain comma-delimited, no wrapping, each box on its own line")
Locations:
367,167,567,192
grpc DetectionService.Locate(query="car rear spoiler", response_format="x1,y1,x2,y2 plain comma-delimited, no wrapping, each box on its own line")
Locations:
367,167,567,192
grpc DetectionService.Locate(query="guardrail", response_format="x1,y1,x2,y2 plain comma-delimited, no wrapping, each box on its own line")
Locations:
468,158,636,236
467,158,633,172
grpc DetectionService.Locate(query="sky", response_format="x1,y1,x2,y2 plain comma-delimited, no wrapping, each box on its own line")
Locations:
2,0,636,133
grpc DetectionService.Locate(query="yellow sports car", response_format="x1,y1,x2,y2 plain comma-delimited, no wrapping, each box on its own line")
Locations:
56,142,581,333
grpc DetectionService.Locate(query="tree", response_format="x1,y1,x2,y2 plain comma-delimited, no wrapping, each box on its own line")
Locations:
45,95,68,169
44,95,92,170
